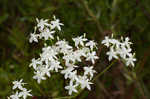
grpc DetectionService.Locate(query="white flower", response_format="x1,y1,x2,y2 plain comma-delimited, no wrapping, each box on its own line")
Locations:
102,35,136,67
122,37,132,48
50,60,62,72
10,91,20,99
65,63,78,68
28,16,99,95
73,50,85,62
63,52,75,65
65,81,78,95
77,76,93,90
81,47,90,55
84,66,96,79
125,53,136,67
19,88,32,99
36,18,50,30
110,39,120,49
101,36,111,47
86,40,97,50
77,48,87,57
29,58,42,69
33,71,46,83
50,16,64,31
106,47,118,61
86,51,99,64
68,70,78,81
119,46,132,59
56,40,72,54
40,46,58,63
73,35,87,48
29,33,39,43
38,65,51,77
61,66,75,79
9,79,32,99
40,28,55,40
12,79,25,90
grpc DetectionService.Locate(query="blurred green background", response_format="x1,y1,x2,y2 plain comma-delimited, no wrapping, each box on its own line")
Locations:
0,0,150,99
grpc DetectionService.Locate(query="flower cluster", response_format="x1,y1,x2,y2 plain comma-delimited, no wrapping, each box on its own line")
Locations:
8,79,32,99
102,35,136,67
29,16,99,95
29,16,63,43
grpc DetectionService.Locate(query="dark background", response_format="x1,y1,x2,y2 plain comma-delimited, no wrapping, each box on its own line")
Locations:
0,0,150,99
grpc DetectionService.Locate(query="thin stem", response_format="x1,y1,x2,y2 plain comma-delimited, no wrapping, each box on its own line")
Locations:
53,96,74,99
79,0,104,36
129,71,147,99
93,60,117,82
72,89,84,99
71,60,117,99
53,90,84,99
33,81,46,96
119,60,147,99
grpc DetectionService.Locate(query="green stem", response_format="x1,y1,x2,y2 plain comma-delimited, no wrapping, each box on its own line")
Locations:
79,0,104,36
53,96,74,99
93,60,117,82
33,81,46,96
71,60,117,99
72,89,84,99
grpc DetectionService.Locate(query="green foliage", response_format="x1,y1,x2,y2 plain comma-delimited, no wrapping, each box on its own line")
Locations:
0,0,150,98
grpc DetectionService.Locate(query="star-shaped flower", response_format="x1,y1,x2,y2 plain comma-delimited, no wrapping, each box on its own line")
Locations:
40,28,55,40
125,53,136,67
86,40,97,50
19,88,32,99
36,18,50,30
101,36,111,47
84,66,96,79
73,35,87,48
65,81,78,95
12,79,26,90
106,47,118,61
86,51,99,64
10,91,20,99
50,16,64,31
29,33,39,43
